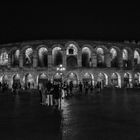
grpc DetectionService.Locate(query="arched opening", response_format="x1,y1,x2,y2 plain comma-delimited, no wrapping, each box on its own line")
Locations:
0,51,8,66
37,73,48,86
122,49,131,68
97,73,108,88
23,73,34,89
66,72,78,87
82,73,93,85
111,73,121,88
53,73,62,84
12,74,21,88
110,48,118,67
11,49,20,67
134,50,140,65
38,47,48,67
134,73,140,88
52,47,63,66
66,44,78,68
82,47,91,67
124,73,132,88
96,48,105,67
0,75,8,84
23,48,33,67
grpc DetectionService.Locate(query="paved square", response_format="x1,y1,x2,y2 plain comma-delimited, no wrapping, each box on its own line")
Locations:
1,89,140,140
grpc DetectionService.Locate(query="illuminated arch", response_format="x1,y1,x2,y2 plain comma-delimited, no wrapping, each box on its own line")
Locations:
96,47,105,67
23,73,34,89
37,73,48,85
38,47,48,67
122,49,128,60
23,47,33,67
124,72,132,87
111,72,121,88
66,72,78,86
82,72,94,85
82,47,91,67
66,44,78,55
11,49,20,67
97,72,108,86
52,47,63,66
134,50,140,65
0,51,8,66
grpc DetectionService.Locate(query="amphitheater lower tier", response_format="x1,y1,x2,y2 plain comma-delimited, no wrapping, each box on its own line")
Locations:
0,67,140,89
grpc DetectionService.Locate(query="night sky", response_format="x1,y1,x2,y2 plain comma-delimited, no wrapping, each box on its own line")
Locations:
0,3,140,44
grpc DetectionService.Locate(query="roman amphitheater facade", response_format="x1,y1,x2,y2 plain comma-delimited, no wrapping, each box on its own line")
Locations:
0,40,140,88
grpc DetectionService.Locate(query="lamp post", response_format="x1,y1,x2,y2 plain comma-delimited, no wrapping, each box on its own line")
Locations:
56,64,66,110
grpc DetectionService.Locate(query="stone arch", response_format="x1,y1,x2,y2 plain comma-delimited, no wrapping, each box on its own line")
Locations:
0,74,9,84
0,49,9,66
95,46,107,67
11,73,21,86
134,49,140,65
66,41,79,68
110,47,119,67
52,46,63,66
22,46,33,67
9,48,20,67
82,47,92,67
23,73,35,89
82,72,94,85
37,73,48,86
37,46,48,67
111,72,121,88
123,72,132,87
122,47,133,68
97,72,108,87
134,72,140,87
65,72,79,86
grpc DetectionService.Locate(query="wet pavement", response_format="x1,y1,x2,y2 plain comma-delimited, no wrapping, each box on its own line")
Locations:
1,89,140,140
62,88,140,140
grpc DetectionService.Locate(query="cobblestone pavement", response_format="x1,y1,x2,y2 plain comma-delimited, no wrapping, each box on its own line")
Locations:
1,88,140,140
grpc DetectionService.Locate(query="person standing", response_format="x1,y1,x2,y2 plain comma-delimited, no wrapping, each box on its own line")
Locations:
85,81,89,95
79,81,83,95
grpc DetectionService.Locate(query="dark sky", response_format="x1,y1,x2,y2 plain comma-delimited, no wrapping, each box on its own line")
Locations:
0,3,140,44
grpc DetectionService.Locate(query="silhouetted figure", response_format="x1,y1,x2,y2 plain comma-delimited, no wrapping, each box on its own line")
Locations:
79,81,83,94
69,81,73,96
85,81,89,95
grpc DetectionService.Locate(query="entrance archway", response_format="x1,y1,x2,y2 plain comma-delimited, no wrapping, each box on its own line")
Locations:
82,72,93,85
124,72,132,88
12,74,20,87
111,73,121,88
66,72,78,86
37,73,48,86
66,44,78,68
53,73,62,84
97,73,108,88
23,73,34,89
134,73,140,87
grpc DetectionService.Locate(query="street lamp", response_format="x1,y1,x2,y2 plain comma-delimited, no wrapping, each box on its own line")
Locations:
56,64,66,110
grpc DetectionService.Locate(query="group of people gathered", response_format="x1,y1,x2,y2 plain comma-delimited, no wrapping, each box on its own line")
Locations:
38,80,103,109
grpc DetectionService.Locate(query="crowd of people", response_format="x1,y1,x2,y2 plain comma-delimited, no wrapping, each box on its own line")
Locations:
38,80,103,109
